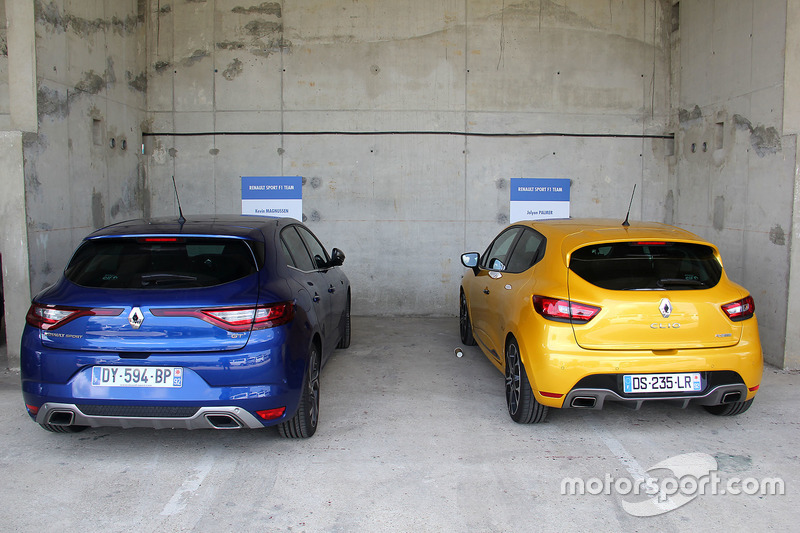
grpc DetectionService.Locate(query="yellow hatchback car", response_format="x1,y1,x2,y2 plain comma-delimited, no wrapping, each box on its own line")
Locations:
460,218,762,423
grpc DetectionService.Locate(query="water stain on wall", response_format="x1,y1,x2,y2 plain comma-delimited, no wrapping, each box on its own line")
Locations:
770,224,786,246
678,104,703,124
244,20,282,37
75,71,106,95
217,41,246,50
181,49,210,67
663,189,674,224
127,71,147,92
37,86,69,119
222,58,244,81
232,3,282,17
92,189,105,228
733,114,782,157
36,0,142,36
713,196,725,231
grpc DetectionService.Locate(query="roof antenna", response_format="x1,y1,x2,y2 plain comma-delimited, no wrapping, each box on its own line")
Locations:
622,184,636,227
172,176,186,225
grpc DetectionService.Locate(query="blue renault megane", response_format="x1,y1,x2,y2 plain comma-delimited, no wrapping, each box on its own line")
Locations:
21,215,351,438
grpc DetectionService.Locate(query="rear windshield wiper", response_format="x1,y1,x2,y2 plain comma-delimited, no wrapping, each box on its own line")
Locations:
140,273,198,286
656,278,707,289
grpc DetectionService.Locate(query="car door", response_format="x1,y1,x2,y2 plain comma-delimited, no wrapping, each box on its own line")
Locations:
295,225,347,355
485,228,546,356
280,225,333,344
469,227,523,360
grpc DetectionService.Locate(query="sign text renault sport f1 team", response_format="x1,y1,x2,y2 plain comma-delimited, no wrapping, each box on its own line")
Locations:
510,178,570,222
242,176,303,221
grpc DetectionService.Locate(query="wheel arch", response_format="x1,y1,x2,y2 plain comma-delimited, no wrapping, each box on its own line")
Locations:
505,330,542,398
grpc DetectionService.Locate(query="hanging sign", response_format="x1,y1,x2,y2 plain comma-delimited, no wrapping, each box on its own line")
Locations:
510,178,570,223
241,176,303,220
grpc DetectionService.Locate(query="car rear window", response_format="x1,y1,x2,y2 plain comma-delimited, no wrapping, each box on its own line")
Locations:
65,237,258,289
569,242,722,290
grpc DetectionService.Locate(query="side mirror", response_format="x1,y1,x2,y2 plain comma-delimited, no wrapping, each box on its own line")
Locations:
461,252,480,275
329,248,345,267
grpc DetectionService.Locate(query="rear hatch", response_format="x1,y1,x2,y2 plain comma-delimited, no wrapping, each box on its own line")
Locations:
34,236,263,353
567,240,744,350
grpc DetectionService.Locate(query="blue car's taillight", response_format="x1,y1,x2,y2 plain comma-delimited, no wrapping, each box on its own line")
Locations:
26,304,124,330
151,302,295,332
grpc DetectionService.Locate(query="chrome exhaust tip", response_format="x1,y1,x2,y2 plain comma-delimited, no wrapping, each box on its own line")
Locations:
205,414,243,429
47,410,75,426
570,396,597,409
722,391,742,404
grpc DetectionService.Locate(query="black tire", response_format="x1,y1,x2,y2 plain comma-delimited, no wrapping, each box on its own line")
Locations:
703,398,753,416
459,291,477,346
277,345,321,438
336,292,351,349
38,423,89,433
505,338,548,424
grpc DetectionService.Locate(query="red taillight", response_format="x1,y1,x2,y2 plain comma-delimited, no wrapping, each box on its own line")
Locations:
722,295,755,322
151,302,295,332
26,304,123,330
532,296,600,323
256,407,286,420
26,404,40,415
635,241,667,245
749,385,759,392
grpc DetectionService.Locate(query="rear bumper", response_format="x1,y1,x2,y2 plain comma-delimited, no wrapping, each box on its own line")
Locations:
21,367,299,429
562,381,749,410
20,323,310,429
34,402,268,429
515,325,763,409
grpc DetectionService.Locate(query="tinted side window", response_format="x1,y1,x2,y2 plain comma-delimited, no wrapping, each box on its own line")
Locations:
505,229,545,273
481,228,522,271
65,237,257,289
296,226,330,269
569,242,722,290
280,227,315,271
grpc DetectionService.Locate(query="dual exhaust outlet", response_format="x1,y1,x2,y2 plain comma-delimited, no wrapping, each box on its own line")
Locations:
568,390,743,409
46,410,244,430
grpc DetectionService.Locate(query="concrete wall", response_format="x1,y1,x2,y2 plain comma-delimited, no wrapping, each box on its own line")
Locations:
0,1,9,124
9,0,797,368
144,0,672,317
1,0,38,363
781,0,800,369
25,0,148,295
670,0,794,367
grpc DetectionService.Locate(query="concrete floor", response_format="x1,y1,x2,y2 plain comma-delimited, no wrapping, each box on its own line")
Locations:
1,317,798,532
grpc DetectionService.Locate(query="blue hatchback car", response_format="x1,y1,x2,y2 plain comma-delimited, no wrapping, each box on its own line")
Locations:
21,215,351,438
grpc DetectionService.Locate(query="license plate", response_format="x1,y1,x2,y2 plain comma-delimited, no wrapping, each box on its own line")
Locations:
91,366,183,388
623,373,702,394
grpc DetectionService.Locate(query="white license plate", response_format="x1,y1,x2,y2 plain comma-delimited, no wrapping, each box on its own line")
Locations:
91,366,183,388
623,373,702,394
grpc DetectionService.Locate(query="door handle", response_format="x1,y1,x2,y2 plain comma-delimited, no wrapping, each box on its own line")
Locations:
328,286,336,293
313,293,321,302
483,288,490,295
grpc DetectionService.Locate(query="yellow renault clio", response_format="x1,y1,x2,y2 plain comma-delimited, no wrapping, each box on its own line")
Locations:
460,219,762,423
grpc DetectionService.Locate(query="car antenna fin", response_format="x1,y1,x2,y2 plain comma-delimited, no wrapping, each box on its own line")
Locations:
622,184,636,227
172,176,186,226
